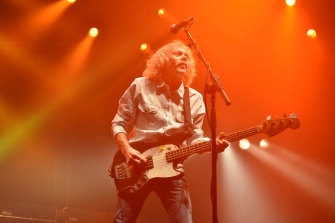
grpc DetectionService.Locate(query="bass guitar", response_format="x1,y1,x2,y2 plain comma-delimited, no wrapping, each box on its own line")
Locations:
109,114,300,194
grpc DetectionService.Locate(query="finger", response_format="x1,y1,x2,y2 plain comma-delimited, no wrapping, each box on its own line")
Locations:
219,132,226,139
134,153,147,163
138,155,147,163
216,138,223,145
126,153,140,164
222,139,230,147
128,157,141,165
134,158,141,164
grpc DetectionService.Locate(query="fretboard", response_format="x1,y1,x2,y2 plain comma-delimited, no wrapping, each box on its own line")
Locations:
165,125,261,162
225,125,261,142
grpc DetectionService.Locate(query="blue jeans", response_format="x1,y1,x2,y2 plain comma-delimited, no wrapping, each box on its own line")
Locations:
113,175,193,223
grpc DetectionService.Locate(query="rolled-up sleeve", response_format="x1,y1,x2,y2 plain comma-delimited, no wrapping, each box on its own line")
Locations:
111,80,137,138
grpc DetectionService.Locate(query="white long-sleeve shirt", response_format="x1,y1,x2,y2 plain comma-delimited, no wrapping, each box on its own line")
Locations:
111,77,207,152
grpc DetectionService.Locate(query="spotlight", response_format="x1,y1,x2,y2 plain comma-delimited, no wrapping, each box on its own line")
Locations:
307,29,317,39
140,43,150,53
158,8,167,17
286,0,295,6
259,139,269,149
239,139,250,150
67,0,76,3
89,27,98,38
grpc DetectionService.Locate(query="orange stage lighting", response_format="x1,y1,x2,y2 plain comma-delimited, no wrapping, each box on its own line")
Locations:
0,99,15,128
158,8,167,17
259,139,269,149
0,33,47,78
22,0,70,38
140,43,150,53
247,145,335,211
57,35,93,82
307,29,317,38
239,139,250,150
0,32,96,162
286,0,296,6
89,27,99,38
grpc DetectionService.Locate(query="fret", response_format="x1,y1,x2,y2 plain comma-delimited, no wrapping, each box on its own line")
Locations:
226,126,260,142
165,125,261,163
166,141,211,162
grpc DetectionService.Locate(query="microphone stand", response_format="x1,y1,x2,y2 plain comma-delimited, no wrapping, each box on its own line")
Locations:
184,24,231,223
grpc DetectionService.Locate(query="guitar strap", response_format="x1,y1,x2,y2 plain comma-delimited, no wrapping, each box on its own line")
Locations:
183,87,194,137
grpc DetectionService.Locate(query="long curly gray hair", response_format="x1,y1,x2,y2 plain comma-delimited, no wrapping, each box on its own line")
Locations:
143,40,196,87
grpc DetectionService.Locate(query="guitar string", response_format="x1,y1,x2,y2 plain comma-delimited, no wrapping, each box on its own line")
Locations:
140,127,261,169
165,127,260,160
140,127,259,170
119,119,293,179
119,119,294,178
118,126,261,174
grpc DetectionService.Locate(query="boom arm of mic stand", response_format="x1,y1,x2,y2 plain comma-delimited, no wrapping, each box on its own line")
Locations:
184,28,231,105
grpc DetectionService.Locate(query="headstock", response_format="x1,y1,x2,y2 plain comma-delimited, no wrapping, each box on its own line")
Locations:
260,114,300,137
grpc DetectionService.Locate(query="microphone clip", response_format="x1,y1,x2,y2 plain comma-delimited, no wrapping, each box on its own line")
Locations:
170,17,195,34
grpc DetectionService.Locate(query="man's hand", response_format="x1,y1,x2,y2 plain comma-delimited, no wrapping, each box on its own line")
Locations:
115,132,146,165
194,132,229,152
122,146,147,165
216,132,229,152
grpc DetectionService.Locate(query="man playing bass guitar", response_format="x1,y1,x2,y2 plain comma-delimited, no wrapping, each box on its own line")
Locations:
111,40,229,223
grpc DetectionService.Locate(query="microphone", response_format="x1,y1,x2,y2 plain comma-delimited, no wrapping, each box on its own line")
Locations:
170,17,195,34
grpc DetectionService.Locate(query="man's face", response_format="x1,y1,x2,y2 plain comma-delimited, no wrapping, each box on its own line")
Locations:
164,46,189,80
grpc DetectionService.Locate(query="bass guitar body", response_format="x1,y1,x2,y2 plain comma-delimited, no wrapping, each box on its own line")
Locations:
110,144,182,194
